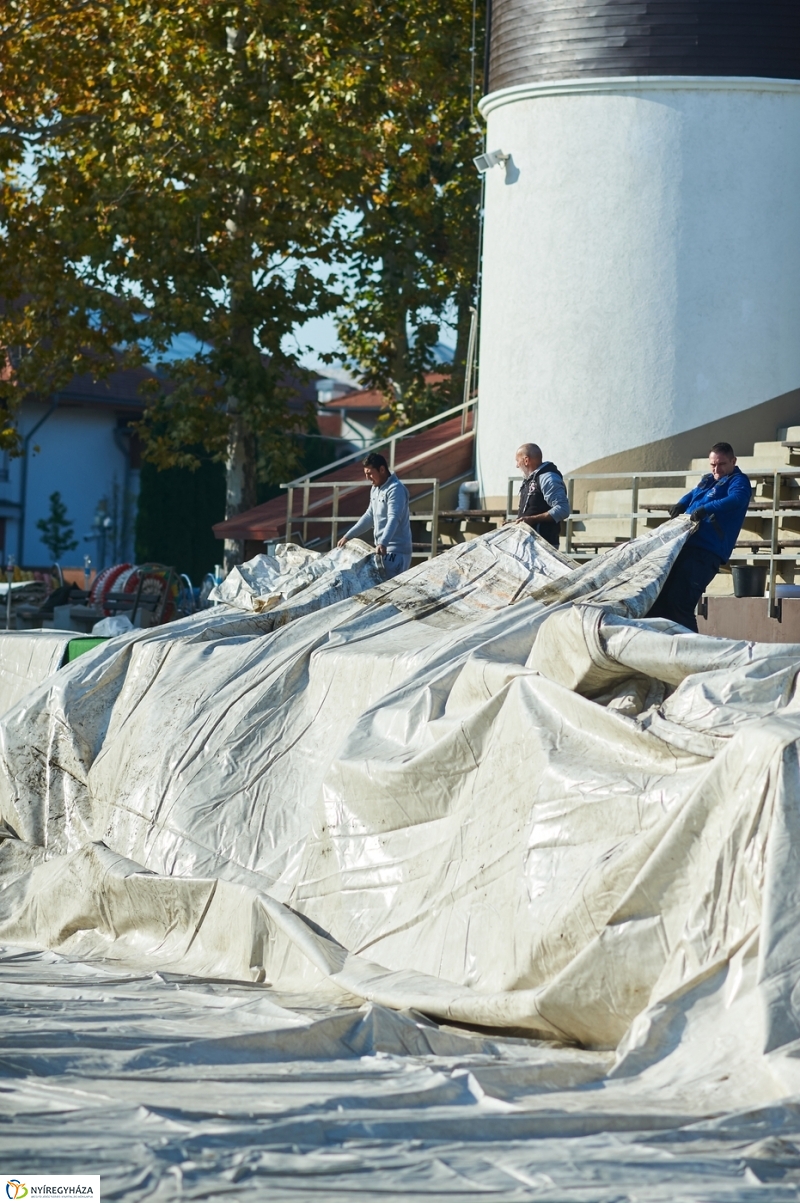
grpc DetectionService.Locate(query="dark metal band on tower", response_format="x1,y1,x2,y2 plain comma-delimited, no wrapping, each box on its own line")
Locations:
487,1,800,93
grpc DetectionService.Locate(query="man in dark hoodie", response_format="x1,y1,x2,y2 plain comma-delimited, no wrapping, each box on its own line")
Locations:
647,442,752,632
514,443,571,548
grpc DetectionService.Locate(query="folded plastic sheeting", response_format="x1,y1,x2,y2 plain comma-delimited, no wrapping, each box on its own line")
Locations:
209,539,384,614
6,518,800,1196
8,946,800,1202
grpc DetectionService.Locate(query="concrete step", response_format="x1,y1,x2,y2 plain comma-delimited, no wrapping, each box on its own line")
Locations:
691,453,789,472
568,520,631,542
585,487,685,514
754,480,800,496
752,440,800,459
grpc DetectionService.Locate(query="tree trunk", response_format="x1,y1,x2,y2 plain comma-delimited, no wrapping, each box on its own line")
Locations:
224,228,259,573
223,404,258,573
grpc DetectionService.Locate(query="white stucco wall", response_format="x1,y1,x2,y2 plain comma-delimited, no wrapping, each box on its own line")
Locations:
476,77,800,496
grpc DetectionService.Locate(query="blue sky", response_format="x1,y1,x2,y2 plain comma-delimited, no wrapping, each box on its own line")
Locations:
157,315,455,386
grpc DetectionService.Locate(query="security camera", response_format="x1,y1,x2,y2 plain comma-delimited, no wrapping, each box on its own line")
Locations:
473,149,509,174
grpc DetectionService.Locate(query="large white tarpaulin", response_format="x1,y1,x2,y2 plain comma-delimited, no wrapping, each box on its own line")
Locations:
0,629,72,716
207,538,384,615
4,519,800,1198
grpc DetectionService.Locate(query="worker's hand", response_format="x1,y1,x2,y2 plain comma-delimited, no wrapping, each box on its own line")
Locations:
668,503,687,519
376,543,387,556
689,506,707,525
337,535,348,548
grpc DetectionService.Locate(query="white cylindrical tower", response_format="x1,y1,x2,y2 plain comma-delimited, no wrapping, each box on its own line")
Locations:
477,1,800,502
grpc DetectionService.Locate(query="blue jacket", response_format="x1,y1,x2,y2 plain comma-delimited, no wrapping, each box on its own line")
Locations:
678,466,752,561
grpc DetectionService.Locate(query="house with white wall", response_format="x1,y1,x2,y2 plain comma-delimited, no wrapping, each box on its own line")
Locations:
5,352,326,573
0,363,149,571
317,371,451,452
317,382,387,449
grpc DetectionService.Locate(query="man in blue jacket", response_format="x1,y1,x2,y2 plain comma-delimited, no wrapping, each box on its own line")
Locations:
647,442,752,632
337,452,413,578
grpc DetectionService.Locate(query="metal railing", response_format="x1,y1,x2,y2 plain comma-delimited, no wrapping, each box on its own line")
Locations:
281,396,477,491
507,469,702,550
285,478,444,559
508,467,800,618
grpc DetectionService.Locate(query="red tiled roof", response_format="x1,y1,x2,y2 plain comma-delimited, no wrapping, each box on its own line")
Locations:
322,373,449,412
214,409,474,543
323,387,387,412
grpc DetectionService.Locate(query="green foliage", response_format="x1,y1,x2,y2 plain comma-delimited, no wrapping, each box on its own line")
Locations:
35,491,79,560
0,0,483,526
0,0,357,499
255,431,343,505
334,2,483,430
135,458,226,584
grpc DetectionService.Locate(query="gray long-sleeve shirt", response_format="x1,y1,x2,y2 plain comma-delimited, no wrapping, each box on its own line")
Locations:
345,473,412,553
538,469,570,523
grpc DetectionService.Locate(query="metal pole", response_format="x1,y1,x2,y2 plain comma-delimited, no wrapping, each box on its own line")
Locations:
462,306,479,433
331,484,340,550
285,487,294,545
566,476,575,554
389,438,396,473
630,476,639,542
302,480,310,546
430,478,440,559
5,556,13,631
769,470,780,618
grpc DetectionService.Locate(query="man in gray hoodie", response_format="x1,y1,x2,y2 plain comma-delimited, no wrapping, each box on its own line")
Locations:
337,452,413,578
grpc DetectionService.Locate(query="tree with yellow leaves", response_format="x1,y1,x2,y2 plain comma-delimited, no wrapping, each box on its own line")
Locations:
0,1,482,565
336,1,483,431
